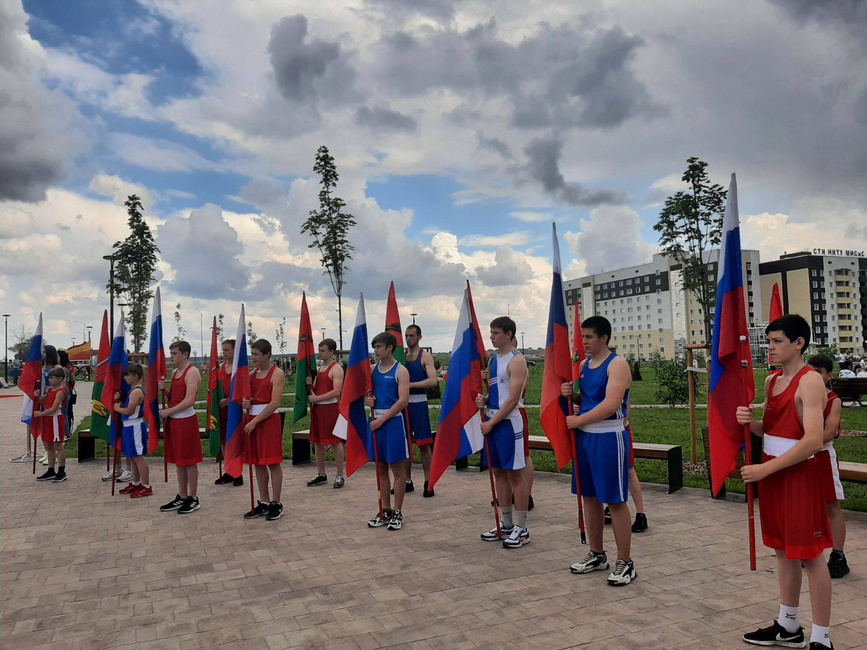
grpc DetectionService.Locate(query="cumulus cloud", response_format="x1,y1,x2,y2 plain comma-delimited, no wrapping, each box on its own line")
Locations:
355,104,417,133
568,205,655,274
475,245,535,287
89,174,156,211
364,0,463,23
523,137,623,206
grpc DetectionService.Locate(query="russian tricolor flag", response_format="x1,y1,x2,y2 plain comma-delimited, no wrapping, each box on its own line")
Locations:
105,317,130,450
540,223,574,470
224,305,251,479
429,286,484,489
708,173,755,497
144,287,166,454
334,294,373,477
19,313,44,428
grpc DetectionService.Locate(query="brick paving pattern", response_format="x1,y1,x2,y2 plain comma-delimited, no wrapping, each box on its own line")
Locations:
2,384,865,649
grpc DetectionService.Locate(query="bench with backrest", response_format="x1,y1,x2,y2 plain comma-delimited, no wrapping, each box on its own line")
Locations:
831,377,867,407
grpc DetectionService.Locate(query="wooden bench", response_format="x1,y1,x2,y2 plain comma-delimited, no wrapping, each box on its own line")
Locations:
831,377,867,407
838,461,867,484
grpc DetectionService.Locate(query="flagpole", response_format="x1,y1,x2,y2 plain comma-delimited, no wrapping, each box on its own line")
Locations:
567,397,586,545
479,370,502,540
369,400,385,519
245,409,255,514
741,332,757,571
162,385,168,483
111,412,121,496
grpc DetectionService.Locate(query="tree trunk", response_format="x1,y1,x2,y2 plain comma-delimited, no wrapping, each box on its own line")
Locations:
337,292,344,350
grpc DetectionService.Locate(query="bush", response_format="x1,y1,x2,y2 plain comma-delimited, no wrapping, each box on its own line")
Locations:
653,356,689,407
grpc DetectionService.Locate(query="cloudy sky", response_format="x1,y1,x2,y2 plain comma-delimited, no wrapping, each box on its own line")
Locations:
2,0,866,353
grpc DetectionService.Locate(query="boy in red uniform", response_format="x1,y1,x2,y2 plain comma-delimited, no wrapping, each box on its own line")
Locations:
159,341,203,514
34,368,68,482
306,339,346,488
738,315,833,649
242,339,286,521
215,339,243,486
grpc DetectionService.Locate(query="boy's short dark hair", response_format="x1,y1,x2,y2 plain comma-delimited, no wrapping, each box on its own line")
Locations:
251,339,272,356
766,314,811,349
222,339,235,349
125,363,144,380
169,340,191,355
320,338,337,352
48,367,65,379
489,316,516,337
582,316,612,343
371,332,397,352
807,354,833,374
406,324,421,336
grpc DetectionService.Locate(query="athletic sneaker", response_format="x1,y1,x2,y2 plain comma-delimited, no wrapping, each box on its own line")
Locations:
827,550,849,579
570,550,609,574
101,468,122,481
367,509,392,528
386,509,403,531
36,468,56,481
244,501,269,519
607,558,637,586
405,480,415,493
117,470,134,483
52,470,67,483
333,476,345,489
481,523,514,542
214,473,233,485
502,525,530,549
632,512,648,533
423,481,434,498
177,497,200,514
742,621,806,648
130,485,153,498
119,483,140,495
265,502,284,521
604,506,612,524
232,476,243,486
307,474,327,487
809,643,833,650
159,494,185,512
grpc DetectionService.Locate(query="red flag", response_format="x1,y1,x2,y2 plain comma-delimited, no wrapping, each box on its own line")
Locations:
769,283,783,323
572,297,586,385
385,282,406,365
90,311,111,443
465,281,488,368
293,292,317,422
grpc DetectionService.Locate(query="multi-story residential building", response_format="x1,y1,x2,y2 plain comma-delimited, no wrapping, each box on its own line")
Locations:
759,249,867,354
564,250,762,360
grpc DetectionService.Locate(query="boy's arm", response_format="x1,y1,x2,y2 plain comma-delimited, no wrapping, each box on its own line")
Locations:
567,357,630,429
823,396,842,444
410,353,439,390
736,375,772,437
115,389,144,415
41,391,64,416
312,364,344,402
162,368,201,416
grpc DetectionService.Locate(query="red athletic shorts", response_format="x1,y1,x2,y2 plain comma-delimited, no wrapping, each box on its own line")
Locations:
164,415,203,467
520,407,530,458
244,413,284,466
758,451,833,560
816,448,838,503
310,402,341,445
41,415,65,444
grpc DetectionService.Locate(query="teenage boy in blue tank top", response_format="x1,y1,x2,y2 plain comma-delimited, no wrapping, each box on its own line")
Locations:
404,324,438,497
561,316,636,586
365,332,411,531
475,316,531,549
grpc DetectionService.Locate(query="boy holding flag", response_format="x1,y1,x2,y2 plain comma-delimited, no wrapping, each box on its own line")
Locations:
404,324,438,497
114,364,152,497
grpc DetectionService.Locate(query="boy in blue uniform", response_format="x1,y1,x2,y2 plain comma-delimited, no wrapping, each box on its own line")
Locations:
114,364,152,498
404,324,438,497
561,316,636,586
365,332,410,530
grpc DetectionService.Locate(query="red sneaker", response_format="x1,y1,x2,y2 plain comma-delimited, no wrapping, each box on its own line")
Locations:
130,485,153,498
119,483,140,495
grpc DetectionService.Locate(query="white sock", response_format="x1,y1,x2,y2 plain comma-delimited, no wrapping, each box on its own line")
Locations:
514,510,528,529
132,482,141,487
778,604,800,633
810,625,831,647
499,507,513,528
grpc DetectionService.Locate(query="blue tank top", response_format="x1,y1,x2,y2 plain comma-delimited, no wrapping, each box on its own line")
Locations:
122,386,145,421
372,361,401,410
406,350,427,395
578,353,629,420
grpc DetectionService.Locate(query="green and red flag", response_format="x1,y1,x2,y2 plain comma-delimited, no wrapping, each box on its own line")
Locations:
90,310,111,444
293,292,317,422
385,281,406,364
206,316,222,456
572,295,586,392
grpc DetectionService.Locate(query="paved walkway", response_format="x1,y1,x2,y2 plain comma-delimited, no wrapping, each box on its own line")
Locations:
1,385,865,649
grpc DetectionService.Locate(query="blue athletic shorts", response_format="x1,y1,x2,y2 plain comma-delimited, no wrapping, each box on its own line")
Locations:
571,428,630,504
368,413,410,465
484,418,526,471
122,421,149,458
406,401,433,445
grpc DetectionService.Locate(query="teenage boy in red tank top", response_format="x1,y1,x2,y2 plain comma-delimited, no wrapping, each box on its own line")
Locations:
306,339,346,488
738,315,833,650
159,341,203,514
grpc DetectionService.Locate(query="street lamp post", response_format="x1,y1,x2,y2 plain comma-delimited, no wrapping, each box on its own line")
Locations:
86,325,93,341
410,312,417,325
521,331,525,355
74,320,87,341
195,308,204,365
103,254,120,335
2,314,10,382
320,327,327,341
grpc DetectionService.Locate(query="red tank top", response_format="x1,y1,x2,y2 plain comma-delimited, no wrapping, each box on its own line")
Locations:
251,365,276,405
314,363,336,395
824,390,841,437
46,386,66,412
169,364,193,408
218,363,232,397
763,366,812,440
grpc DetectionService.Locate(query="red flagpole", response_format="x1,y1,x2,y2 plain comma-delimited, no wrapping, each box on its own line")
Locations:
744,423,757,570
483,414,502,540
161,385,168,483
245,410,255,513
568,396,586,544
370,400,384,519
111,412,121,496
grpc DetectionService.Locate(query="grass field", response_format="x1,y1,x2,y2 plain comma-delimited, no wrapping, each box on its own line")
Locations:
72,363,867,511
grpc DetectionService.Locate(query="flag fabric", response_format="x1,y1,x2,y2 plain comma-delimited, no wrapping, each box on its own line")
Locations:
465,281,488,366
293,292,316,423
66,339,92,362
19,313,44,428
104,318,130,450
144,287,166,454
206,316,222,456
708,173,756,497
769,282,783,323
572,296,586,390
224,306,251,479
333,294,373,477
429,288,485,489
540,223,575,470
385,281,406,365
90,311,111,443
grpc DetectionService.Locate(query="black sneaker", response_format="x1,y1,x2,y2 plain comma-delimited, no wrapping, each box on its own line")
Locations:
367,509,392,528
481,524,514,541
214,473,233,485
386,509,403,530
232,475,243,486
570,550,609,574
423,481,435,498
307,474,327,487
405,480,414,493
827,550,849,579
244,500,269,519
604,506,612,524
159,494,185,512
743,621,806,648
36,468,56,481
333,476,345,489
53,471,67,483
632,512,648,533
265,501,284,521
177,496,200,514
606,558,637,586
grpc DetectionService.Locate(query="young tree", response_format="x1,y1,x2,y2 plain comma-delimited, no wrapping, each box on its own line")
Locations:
107,195,160,352
654,158,726,344
9,325,39,362
276,317,287,356
301,146,357,349
217,313,225,340
247,321,258,344
173,303,187,343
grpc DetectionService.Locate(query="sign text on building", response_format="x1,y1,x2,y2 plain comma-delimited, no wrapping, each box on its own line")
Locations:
812,249,865,257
